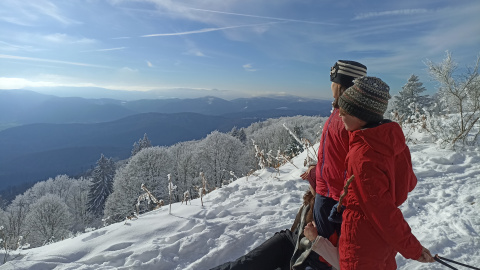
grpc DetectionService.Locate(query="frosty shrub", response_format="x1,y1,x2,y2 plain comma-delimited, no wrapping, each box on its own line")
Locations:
24,194,71,247
426,51,480,148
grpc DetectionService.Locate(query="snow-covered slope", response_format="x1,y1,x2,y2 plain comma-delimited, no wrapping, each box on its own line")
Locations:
1,143,479,270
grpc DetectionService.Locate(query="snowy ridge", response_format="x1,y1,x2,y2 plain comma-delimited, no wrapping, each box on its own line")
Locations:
1,143,480,270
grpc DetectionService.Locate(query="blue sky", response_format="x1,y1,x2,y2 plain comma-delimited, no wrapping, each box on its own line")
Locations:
0,0,479,100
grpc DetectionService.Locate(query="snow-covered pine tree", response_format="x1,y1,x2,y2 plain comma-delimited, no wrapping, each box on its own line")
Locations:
237,129,247,144
229,126,239,138
393,74,431,123
131,133,152,157
229,127,247,144
87,154,115,218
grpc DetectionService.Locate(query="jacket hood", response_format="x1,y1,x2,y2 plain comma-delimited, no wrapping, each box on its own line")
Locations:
350,122,406,157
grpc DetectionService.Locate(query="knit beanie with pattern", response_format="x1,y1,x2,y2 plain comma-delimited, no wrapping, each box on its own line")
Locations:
338,76,391,123
330,60,367,88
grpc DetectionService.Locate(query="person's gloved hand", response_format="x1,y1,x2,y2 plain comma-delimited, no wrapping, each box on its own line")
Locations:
328,202,345,223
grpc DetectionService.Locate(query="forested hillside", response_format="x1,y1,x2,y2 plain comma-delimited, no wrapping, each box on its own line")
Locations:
0,115,324,248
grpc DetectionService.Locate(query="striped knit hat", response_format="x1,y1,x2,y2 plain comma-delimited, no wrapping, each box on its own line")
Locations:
330,60,367,88
338,76,391,123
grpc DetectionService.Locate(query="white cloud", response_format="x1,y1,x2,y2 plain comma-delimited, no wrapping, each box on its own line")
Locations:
0,77,96,89
184,49,206,57
183,39,206,57
0,0,80,26
119,67,138,73
0,41,38,52
243,64,256,72
146,60,154,67
43,33,96,44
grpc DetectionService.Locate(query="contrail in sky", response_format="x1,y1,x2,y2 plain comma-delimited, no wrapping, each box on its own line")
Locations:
142,22,281,37
186,7,336,25
0,54,109,68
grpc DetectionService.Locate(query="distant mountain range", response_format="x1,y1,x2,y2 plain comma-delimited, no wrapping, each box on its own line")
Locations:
0,89,331,127
0,89,332,199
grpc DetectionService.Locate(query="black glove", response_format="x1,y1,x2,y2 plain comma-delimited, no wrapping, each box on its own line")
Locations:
328,202,345,223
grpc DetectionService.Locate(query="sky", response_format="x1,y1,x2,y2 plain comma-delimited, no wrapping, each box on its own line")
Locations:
0,0,479,100
2,129,479,269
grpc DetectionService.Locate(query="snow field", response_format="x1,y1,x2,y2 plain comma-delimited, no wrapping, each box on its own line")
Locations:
1,143,479,270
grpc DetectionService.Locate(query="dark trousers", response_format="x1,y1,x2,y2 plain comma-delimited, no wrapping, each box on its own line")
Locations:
210,229,296,270
210,229,331,270
313,194,340,239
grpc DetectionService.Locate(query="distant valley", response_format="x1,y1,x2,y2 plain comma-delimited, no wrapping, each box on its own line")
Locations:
0,89,332,200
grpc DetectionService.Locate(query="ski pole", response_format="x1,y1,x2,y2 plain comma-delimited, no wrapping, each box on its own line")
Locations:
435,255,480,270
434,255,458,270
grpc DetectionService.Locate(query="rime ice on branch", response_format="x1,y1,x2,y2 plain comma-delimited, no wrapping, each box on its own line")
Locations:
283,123,318,166
167,174,177,214
251,139,266,169
198,172,208,207
136,184,164,216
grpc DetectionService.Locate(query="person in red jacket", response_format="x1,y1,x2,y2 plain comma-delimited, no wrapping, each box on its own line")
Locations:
300,60,367,268
335,76,435,269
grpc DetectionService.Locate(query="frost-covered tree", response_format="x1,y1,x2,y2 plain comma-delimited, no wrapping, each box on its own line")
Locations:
131,133,152,157
393,74,431,122
168,141,200,198
18,175,75,204
237,129,247,144
1,210,8,263
196,131,245,188
104,147,170,223
0,195,6,210
67,177,93,232
284,125,304,157
2,194,30,250
426,51,480,146
87,154,115,218
24,194,71,247
1,175,93,250
245,116,323,169
229,127,247,144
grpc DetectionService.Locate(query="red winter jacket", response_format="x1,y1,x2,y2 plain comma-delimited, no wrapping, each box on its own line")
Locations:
306,108,349,200
339,121,422,270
